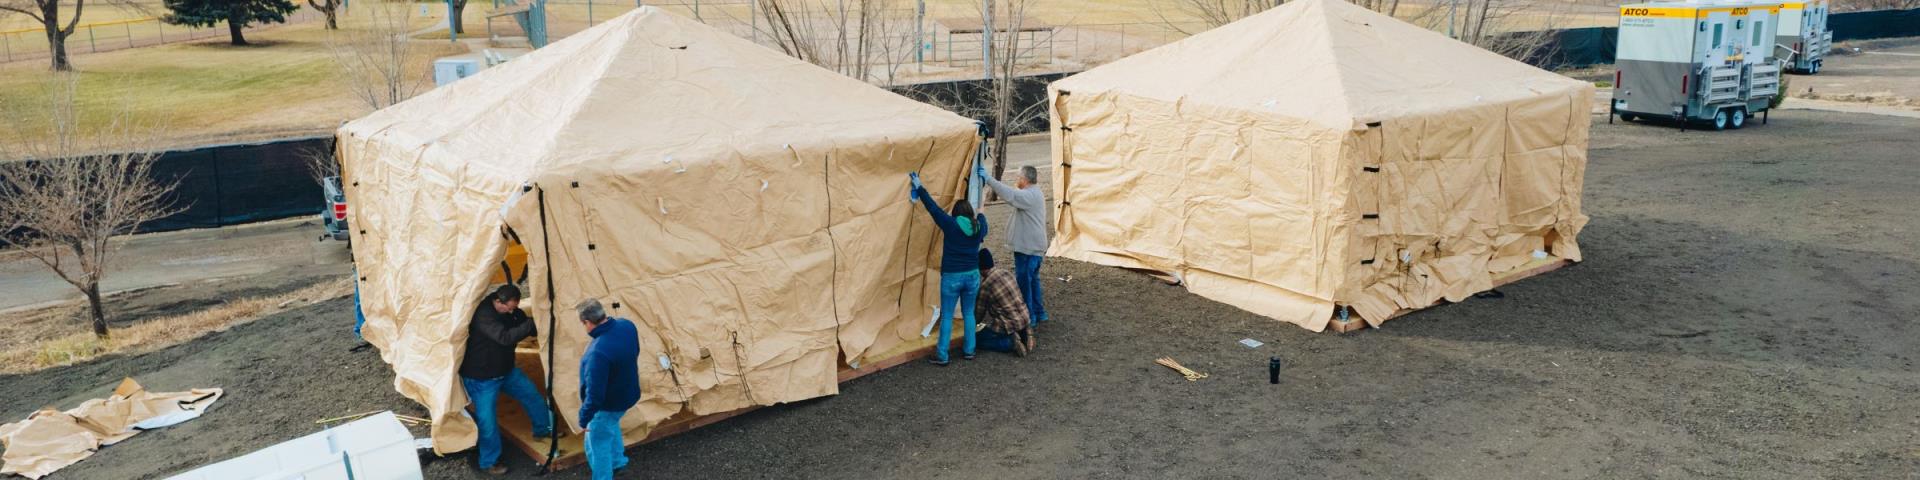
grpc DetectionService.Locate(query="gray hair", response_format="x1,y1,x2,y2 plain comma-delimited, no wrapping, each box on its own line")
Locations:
575,298,607,323
1021,165,1039,184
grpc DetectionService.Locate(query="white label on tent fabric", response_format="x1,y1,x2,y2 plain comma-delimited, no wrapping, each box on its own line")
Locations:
657,355,672,370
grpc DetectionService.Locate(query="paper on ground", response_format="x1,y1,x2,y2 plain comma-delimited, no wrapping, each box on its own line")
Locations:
0,378,222,479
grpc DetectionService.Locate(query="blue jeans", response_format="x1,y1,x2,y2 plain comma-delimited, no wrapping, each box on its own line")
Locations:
977,328,1017,352
462,368,553,469
584,409,629,480
1014,253,1048,324
934,270,981,362
352,277,366,338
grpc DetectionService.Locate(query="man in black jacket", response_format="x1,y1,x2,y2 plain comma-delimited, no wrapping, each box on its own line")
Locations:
460,284,555,475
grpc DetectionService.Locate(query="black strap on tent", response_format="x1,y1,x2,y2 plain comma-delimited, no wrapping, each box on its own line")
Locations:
536,186,563,474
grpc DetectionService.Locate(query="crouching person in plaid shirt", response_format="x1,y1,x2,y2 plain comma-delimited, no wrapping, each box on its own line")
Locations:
975,250,1036,356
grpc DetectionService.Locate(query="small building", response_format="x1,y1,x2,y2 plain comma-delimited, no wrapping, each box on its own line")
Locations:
1612,1,1784,129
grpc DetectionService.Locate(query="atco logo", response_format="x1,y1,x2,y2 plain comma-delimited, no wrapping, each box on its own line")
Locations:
1732,7,1751,14
1623,7,1652,15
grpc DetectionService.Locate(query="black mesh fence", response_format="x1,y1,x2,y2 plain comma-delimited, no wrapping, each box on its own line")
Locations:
0,136,335,235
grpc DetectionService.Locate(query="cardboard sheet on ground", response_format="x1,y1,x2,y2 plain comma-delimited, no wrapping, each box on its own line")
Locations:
1048,0,1591,331
337,7,979,453
0,378,223,479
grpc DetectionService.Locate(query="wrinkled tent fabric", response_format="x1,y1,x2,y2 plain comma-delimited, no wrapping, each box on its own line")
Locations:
337,7,979,453
1047,0,1590,331
0,378,223,479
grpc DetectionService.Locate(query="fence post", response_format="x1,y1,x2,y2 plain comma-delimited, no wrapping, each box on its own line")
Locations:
158,22,165,44
694,0,701,22
3,33,10,63
588,0,594,25
126,22,134,48
88,26,97,53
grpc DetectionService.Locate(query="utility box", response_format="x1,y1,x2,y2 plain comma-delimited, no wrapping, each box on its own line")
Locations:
1777,0,1832,73
433,57,483,87
1612,1,1783,130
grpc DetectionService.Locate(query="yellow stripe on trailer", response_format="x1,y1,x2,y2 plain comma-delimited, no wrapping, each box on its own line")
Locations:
1623,5,1780,18
1620,7,1698,17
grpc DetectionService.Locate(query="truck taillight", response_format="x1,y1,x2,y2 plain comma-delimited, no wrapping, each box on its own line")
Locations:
1681,74,1690,95
333,203,347,220
1615,70,1622,86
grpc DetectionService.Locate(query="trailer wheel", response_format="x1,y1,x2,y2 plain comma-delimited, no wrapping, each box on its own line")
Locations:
1619,113,1638,122
1730,108,1747,129
1712,109,1730,131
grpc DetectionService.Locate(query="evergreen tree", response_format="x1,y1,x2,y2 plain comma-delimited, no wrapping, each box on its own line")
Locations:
162,0,299,45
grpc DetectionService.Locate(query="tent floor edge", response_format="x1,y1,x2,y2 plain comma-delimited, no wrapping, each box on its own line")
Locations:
1330,257,1572,334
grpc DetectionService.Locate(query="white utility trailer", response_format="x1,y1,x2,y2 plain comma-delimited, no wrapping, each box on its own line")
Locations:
1611,0,1784,130
1777,0,1832,73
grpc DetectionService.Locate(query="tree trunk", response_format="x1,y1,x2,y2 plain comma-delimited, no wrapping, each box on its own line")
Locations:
45,21,73,71
227,5,248,45
450,0,466,35
87,281,109,338
40,2,74,72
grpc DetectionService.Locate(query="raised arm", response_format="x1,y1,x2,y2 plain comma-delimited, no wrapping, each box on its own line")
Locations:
914,185,964,236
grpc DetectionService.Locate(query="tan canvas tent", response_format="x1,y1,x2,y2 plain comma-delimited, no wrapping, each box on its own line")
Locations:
1047,0,1591,332
337,7,980,455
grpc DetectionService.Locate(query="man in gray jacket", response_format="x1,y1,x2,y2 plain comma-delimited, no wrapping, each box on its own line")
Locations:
979,163,1050,326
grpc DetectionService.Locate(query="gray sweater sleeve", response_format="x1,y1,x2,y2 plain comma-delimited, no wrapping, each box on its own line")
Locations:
985,176,1043,211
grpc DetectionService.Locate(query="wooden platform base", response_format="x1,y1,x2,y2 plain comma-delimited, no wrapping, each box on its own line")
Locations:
1327,257,1571,333
496,331,958,471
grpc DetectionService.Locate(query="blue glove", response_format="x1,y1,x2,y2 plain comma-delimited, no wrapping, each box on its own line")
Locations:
908,172,922,200
975,162,988,179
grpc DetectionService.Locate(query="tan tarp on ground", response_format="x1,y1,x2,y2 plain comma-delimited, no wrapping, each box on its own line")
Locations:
1047,0,1591,332
337,7,978,453
0,379,223,479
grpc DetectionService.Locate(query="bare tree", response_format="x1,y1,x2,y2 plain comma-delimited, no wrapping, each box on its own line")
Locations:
751,0,920,85
1150,0,1280,33
977,0,1055,183
0,0,140,71
1406,0,1563,66
0,74,179,338
326,1,430,111
309,0,341,29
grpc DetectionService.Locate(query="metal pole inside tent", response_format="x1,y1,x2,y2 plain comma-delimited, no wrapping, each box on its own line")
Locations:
448,0,459,42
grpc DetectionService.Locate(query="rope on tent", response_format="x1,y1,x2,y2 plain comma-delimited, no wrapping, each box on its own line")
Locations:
823,148,845,370
896,139,940,312
536,186,562,474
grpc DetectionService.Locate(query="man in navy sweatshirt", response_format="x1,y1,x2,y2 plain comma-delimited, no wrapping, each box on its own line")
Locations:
909,172,988,366
575,298,640,480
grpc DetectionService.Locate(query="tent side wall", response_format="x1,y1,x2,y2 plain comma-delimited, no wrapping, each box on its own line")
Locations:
1338,86,1592,325
502,126,980,444
338,126,523,454
1048,87,1354,331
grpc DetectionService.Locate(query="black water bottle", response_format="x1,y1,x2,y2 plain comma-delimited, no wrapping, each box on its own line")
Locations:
1268,356,1282,384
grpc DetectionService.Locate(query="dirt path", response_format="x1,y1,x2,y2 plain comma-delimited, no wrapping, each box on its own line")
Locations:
3,107,1917,479
0,218,348,313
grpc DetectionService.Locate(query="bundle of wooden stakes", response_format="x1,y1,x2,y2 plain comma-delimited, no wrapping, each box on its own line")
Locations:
1156,357,1208,381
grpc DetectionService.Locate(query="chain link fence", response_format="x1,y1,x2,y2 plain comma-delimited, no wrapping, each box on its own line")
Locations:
0,10,322,65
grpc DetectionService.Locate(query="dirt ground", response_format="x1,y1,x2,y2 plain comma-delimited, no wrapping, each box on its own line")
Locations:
2,106,1917,479
1790,37,1920,109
